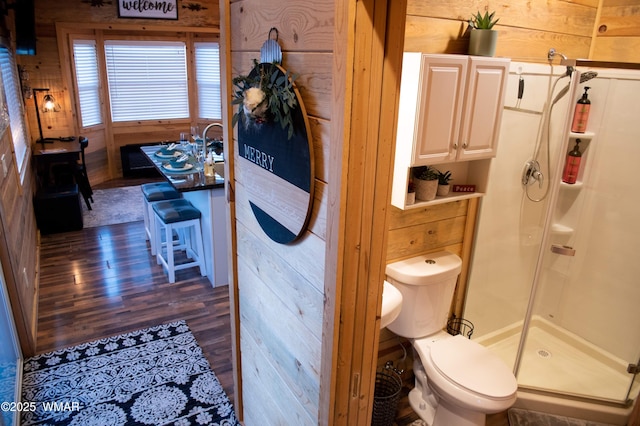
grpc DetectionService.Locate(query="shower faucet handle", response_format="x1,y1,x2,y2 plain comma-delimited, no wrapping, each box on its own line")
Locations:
532,169,544,188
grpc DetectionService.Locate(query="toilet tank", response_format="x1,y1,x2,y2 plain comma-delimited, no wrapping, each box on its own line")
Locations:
385,251,462,338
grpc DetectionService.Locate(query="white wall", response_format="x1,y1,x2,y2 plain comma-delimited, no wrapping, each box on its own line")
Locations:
465,62,570,337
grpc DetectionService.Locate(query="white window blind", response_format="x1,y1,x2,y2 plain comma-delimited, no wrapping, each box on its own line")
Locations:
195,42,221,120
73,39,102,127
0,47,29,177
104,40,189,122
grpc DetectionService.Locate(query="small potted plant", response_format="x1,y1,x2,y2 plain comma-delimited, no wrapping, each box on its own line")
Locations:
406,180,416,205
413,166,439,201
468,10,499,57
436,170,452,196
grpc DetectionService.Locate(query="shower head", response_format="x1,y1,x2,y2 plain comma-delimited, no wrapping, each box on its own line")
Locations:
580,71,598,83
552,71,598,105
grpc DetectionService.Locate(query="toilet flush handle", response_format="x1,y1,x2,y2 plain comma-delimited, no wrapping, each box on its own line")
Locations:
551,244,576,256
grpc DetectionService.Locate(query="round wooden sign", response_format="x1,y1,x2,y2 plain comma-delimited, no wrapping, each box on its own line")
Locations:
237,63,314,244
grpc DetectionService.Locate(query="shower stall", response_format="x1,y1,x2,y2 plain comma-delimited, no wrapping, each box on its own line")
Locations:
463,58,640,424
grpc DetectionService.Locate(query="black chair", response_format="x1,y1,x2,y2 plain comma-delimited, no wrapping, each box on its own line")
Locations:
52,136,93,210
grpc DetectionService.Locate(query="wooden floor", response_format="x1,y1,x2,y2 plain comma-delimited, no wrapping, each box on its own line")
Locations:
35,177,235,404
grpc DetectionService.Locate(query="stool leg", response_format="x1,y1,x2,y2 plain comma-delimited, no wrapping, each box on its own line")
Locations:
148,202,157,255
155,213,163,266
165,223,176,283
194,219,206,277
142,196,150,241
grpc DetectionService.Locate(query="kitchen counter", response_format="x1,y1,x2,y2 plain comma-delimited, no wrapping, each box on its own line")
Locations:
141,144,228,287
140,144,224,192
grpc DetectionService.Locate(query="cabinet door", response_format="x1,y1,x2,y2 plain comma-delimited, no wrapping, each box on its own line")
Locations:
458,57,509,161
412,55,467,165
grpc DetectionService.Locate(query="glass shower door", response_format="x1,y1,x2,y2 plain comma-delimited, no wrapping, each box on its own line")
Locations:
516,69,640,404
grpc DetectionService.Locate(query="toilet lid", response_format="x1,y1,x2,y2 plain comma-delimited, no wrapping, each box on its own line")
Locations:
428,335,517,398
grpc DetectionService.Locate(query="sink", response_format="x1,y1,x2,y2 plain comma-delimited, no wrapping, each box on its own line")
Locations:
381,280,403,329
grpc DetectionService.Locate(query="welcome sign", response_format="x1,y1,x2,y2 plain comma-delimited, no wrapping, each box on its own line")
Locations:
118,0,178,20
237,64,314,244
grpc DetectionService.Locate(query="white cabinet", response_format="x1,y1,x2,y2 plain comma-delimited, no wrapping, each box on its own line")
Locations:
392,53,510,209
396,53,509,165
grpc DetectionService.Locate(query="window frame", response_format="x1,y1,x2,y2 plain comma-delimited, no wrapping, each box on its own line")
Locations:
0,41,30,184
66,30,221,132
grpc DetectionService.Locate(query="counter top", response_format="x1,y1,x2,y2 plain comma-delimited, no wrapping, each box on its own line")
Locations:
141,144,224,193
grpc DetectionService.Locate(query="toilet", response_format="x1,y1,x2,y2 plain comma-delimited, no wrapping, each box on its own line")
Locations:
386,251,517,426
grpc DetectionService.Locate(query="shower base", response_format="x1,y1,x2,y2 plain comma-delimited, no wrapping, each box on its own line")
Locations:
477,316,638,425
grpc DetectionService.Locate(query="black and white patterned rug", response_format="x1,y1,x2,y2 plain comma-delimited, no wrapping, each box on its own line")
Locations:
21,320,239,426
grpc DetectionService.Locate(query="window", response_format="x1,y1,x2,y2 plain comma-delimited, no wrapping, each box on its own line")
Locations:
104,40,189,122
72,40,102,127
0,47,29,179
70,35,221,127
195,42,222,120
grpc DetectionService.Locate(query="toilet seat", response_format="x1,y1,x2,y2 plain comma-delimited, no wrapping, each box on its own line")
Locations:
422,334,517,399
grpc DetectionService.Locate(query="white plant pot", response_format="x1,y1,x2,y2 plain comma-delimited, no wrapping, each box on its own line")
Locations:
415,179,438,201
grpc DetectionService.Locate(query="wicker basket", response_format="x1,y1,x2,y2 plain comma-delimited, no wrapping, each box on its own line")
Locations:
372,364,402,426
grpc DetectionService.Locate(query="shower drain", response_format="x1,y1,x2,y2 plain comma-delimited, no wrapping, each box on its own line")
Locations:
537,348,552,358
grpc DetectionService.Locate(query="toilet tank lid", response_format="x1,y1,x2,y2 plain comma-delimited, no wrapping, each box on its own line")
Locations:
386,251,462,285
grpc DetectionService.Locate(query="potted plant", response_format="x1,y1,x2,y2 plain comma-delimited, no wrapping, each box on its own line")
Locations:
468,10,499,57
436,170,452,196
406,181,416,205
413,166,439,201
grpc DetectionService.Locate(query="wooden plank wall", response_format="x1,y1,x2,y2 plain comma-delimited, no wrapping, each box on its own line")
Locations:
591,0,640,62
227,0,333,424
0,128,39,356
403,0,598,62
18,0,220,185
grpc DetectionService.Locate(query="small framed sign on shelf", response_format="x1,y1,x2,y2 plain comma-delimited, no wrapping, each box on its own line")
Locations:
118,0,178,20
452,184,476,193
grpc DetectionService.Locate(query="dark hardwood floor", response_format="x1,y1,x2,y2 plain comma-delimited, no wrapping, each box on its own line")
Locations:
35,177,235,404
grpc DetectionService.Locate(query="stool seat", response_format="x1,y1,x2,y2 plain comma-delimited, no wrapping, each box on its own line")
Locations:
141,182,182,256
141,182,181,202
153,199,201,223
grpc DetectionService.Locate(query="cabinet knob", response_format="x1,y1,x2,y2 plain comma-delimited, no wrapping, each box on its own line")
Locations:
453,143,458,150
462,143,467,149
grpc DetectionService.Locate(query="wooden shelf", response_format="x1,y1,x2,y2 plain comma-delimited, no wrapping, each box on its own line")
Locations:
404,191,484,209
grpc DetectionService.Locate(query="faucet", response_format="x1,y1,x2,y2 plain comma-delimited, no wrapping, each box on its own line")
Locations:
201,123,224,160
522,159,544,188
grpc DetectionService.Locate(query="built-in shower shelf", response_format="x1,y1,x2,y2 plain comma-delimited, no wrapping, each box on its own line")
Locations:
551,223,574,235
569,131,595,140
560,181,583,190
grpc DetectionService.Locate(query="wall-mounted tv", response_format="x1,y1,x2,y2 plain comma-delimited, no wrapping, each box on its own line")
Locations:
14,0,36,55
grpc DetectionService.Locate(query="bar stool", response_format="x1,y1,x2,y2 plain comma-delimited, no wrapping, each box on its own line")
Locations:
141,182,181,255
153,199,206,283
